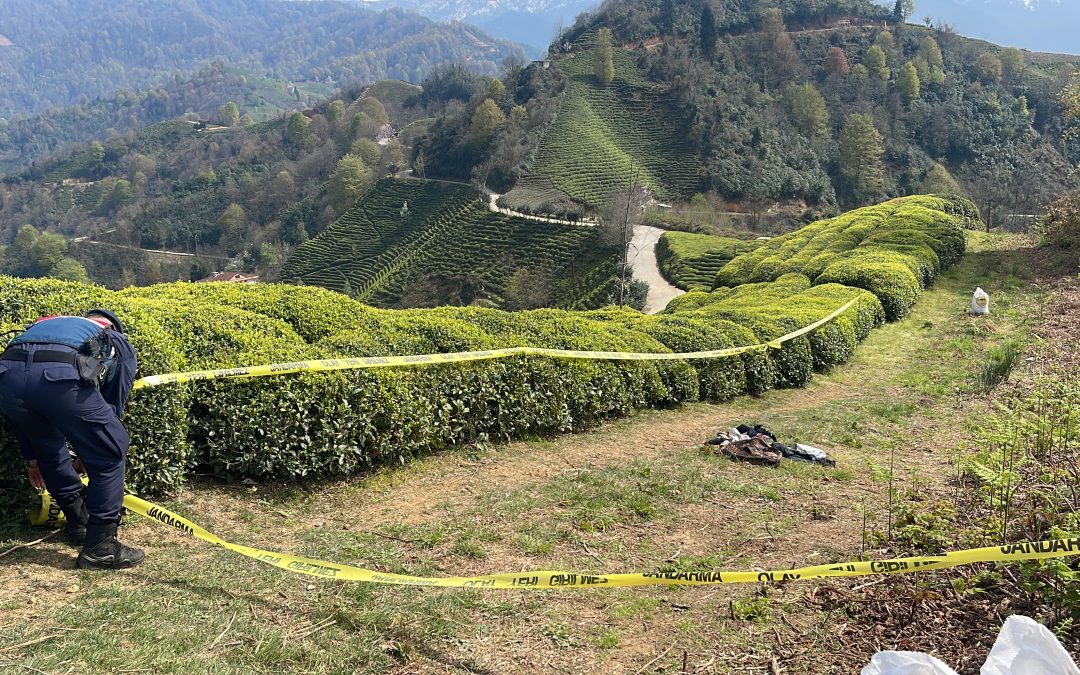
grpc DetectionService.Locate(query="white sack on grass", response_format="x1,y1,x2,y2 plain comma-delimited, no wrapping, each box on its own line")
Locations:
972,287,990,315
794,443,831,463
862,615,1079,675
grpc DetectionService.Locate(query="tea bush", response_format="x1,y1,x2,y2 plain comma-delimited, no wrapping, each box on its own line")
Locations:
714,195,973,319
0,195,949,523
655,232,762,291
279,179,616,309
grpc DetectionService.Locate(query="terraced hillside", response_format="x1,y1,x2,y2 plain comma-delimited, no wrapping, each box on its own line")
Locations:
281,179,616,308
503,34,699,211
656,232,763,291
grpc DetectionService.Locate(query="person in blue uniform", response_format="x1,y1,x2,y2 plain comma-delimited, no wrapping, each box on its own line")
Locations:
0,309,143,569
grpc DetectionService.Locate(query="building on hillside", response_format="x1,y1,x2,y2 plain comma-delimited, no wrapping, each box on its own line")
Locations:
197,271,259,284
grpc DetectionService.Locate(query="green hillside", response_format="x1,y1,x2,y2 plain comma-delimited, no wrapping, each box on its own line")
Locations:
418,2,1077,225
503,34,699,210
655,231,763,291
281,179,617,308
0,192,972,518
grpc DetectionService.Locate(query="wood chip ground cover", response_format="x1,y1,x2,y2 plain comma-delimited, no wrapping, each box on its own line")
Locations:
1,233,1076,673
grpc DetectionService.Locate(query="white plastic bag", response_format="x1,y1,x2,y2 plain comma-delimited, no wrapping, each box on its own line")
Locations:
982,615,1080,675
972,287,990,315
861,651,958,675
862,616,1079,675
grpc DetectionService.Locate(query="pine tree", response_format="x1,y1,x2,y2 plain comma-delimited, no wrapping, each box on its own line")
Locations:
661,0,675,34
700,4,717,57
898,61,921,102
761,10,799,85
326,99,346,130
838,113,885,204
787,83,829,140
217,204,248,256
892,0,913,23
864,46,889,81
919,37,943,70
218,101,240,127
874,31,895,62
824,47,851,77
593,28,615,86
286,112,310,147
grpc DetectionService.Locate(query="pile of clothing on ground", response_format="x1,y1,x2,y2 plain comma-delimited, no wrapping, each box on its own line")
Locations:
704,424,836,468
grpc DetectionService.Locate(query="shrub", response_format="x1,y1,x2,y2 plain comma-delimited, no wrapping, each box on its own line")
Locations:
655,232,762,291
1037,192,1080,251
714,195,971,320
0,200,911,525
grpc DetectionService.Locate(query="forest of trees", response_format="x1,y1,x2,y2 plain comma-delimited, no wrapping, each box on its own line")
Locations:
0,63,337,174
0,84,417,287
0,2,523,175
418,0,1079,223
0,0,520,119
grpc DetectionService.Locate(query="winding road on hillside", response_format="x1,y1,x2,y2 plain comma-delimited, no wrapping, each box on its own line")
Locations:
393,173,685,312
628,224,685,314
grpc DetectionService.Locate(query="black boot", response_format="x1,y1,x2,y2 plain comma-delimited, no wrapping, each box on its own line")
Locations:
76,523,145,570
58,495,89,546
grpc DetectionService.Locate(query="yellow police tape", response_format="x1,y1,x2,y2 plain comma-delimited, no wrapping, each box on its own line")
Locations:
28,490,65,528
121,493,1080,586
131,299,858,390
44,295,1080,587
31,485,1080,586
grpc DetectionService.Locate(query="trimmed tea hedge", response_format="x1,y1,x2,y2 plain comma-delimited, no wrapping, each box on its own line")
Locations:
2,197,963,523
0,271,883,523
656,232,763,291
714,195,974,320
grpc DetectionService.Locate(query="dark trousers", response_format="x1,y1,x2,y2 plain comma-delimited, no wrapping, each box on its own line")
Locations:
0,348,130,526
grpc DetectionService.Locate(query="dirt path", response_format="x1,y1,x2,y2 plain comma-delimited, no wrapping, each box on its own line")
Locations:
484,190,595,226
629,224,685,314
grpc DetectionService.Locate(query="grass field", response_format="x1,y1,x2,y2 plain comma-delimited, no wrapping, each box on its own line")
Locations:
4,232,1070,672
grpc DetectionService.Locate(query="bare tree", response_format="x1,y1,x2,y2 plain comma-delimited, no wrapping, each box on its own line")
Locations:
600,168,649,307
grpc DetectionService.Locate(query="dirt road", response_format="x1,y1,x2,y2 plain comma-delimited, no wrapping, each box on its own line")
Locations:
628,224,685,313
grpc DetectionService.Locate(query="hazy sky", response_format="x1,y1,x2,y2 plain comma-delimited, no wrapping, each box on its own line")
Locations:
912,0,1077,54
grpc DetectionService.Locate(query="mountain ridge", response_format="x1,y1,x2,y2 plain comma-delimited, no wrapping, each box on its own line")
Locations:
0,0,522,118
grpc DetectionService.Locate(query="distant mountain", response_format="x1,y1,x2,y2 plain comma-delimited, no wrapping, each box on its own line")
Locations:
0,0,522,118
0,63,337,174
361,0,599,54
915,0,1080,54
